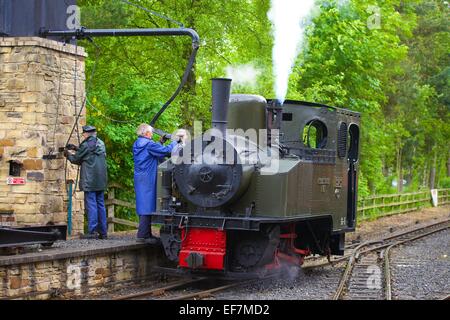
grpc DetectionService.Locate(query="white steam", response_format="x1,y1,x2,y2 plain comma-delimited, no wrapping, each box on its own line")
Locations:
268,0,316,104
226,64,261,89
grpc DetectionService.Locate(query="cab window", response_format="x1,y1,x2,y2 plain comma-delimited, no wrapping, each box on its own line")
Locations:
302,120,328,149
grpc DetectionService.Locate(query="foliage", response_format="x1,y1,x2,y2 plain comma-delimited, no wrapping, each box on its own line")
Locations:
440,177,450,189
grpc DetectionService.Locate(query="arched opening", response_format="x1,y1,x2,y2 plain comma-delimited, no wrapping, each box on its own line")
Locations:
302,120,328,149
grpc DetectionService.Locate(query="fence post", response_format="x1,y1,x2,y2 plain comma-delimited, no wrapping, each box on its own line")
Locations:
361,198,365,219
108,187,115,233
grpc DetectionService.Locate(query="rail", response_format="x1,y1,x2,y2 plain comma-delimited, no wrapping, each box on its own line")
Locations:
105,184,450,231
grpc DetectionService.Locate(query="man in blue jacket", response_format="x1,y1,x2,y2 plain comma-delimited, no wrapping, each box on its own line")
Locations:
133,124,182,244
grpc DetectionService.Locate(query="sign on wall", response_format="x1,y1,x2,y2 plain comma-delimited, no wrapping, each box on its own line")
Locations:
6,177,26,185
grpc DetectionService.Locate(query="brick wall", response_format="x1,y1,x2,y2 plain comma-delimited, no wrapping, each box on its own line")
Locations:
0,37,86,234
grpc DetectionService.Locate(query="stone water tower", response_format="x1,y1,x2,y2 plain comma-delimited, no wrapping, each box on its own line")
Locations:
0,0,85,234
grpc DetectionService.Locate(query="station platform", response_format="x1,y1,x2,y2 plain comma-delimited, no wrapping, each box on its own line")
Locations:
0,234,165,299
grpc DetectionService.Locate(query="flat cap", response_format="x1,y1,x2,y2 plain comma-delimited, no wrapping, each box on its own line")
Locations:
82,125,96,133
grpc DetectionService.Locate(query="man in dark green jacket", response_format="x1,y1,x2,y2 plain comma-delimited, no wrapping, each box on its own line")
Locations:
65,125,108,239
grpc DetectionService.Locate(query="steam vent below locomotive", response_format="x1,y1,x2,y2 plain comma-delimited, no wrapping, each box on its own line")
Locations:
152,78,360,277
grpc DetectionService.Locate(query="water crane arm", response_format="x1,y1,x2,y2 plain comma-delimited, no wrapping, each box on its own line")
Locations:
40,27,200,126
40,27,200,45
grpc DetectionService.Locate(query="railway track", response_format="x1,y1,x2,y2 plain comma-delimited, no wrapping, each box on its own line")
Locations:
112,278,205,300
112,277,246,300
332,219,450,300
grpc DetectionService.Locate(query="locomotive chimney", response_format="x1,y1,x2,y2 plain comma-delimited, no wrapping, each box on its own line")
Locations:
211,78,232,137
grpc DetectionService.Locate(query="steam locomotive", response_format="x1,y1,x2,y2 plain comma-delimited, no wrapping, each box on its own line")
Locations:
152,78,360,277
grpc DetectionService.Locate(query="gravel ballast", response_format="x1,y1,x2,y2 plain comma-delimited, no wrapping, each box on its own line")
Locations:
213,264,345,300
390,229,450,300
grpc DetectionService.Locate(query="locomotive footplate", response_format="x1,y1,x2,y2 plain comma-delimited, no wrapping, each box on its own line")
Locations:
152,212,333,231
0,224,67,248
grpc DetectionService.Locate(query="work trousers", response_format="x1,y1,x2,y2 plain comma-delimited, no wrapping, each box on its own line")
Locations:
84,191,107,236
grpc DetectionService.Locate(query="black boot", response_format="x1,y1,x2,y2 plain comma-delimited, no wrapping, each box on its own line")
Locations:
80,232,99,240
147,216,160,244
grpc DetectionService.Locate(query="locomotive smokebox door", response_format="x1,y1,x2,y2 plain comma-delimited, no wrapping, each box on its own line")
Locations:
173,137,246,208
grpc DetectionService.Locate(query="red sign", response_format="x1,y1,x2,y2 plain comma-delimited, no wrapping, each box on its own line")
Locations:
6,177,26,185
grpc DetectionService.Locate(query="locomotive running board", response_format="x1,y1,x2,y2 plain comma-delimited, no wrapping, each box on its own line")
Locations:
153,212,334,231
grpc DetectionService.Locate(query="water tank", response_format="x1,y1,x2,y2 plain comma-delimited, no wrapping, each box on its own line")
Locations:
227,94,267,134
0,0,77,41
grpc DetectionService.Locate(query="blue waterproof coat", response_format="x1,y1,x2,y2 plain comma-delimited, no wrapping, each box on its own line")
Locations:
133,137,177,215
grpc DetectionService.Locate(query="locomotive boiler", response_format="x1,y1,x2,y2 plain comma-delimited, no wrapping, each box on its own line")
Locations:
152,78,360,277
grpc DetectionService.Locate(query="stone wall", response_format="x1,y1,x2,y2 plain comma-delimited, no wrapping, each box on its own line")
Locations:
0,244,162,299
0,37,86,234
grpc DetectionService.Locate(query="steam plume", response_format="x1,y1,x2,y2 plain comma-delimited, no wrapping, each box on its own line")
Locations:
226,64,261,89
268,0,316,104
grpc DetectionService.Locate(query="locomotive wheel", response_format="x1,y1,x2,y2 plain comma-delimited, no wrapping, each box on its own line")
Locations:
234,239,266,268
159,226,182,262
229,225,280,271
